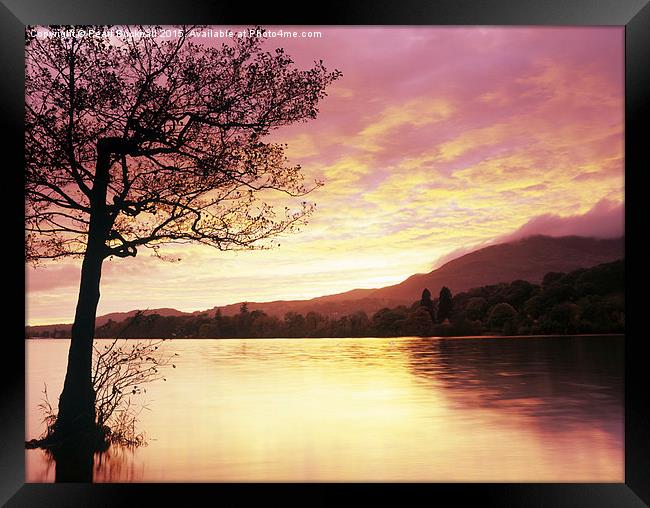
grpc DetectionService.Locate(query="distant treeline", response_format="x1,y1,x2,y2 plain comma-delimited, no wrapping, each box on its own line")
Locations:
35,259,624,339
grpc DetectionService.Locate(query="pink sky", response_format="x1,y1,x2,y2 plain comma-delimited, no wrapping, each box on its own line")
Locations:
26,27,624,325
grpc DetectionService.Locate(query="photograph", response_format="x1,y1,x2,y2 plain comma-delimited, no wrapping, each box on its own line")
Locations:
22,24,629,484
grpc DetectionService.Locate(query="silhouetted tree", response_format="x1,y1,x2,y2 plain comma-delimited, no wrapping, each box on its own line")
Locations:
25,25,340,440
284,312,307,337
419,288,435,322
487,302,517,333
542,272,566,288
465,297,487,321
403,307,434,336
370,307,403,336
437,286,453,323
349,311,370,336
523,295,545,320
304,311,325,336
540,302,581,334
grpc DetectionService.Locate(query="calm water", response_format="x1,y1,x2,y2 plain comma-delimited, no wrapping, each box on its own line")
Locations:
26,336,624,482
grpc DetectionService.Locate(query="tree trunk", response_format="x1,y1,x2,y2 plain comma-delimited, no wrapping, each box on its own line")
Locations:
54,142,113,441
53,241,104,438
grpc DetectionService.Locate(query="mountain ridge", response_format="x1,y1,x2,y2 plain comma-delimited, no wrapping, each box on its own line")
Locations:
26,234,624,333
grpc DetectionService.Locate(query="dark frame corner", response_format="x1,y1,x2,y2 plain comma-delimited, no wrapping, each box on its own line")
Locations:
3,0,649,506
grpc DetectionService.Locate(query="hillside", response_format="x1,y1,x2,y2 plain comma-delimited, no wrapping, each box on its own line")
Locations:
363,235,624,303
204,235,624,317
26,235,624,335
89,258,625,339
26,308,186,337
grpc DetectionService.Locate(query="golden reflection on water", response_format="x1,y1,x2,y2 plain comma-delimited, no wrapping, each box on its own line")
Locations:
26,336,623,482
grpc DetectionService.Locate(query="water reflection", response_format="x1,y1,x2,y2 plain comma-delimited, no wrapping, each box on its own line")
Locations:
52,442,94,482
93,445,142,482
30,444,142,483
399,336,623,436
26,336,623,482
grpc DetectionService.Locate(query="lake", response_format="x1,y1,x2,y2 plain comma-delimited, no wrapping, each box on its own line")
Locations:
25,335,624,482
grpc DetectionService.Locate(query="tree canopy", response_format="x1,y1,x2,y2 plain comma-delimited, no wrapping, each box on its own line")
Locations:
25,26,342,263
437,286,453,323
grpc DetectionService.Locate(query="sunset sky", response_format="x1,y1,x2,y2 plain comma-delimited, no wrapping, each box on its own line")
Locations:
25,27,624,325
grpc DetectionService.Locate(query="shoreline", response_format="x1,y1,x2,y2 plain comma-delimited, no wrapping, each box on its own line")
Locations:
25,333,625,341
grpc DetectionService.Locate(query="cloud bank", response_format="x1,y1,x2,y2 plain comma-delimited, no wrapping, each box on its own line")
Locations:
432,198,624,269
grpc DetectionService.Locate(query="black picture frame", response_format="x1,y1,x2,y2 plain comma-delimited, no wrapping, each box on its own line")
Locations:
2,1,648,506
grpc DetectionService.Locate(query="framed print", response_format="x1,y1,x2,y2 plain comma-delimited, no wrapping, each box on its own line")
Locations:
2,0,649,506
